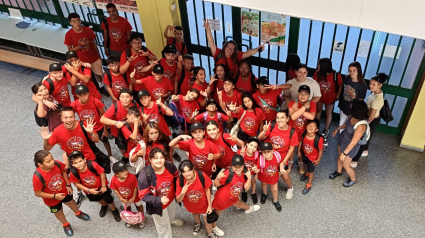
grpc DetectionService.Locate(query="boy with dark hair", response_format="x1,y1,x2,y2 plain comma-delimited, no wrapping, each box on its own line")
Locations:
101,3,132,59
158,44,178,87
68,151,121,221
120,106,143,158
104,56,130,101
32,83,62,132
131,64,174,102
192,98,233,132
298,119,324,194
176,54,194,95
164,25,187,57
171,89,201,134
43,63,76,107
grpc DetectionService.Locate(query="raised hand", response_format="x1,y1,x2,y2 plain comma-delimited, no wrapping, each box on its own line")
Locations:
64,62,73,72
203,19,211,31
252,165,260,174
258,43,266,52
141,113,149,122
178,55,183,63
216,88,223,99
181,181,192,194
130,69,136,79
217,171,225,179
227,102,238,111
190,109,199,119
263,120,271,132
39,126,52,140
224,108,231,116
156,97,162,106
83,62,91,68
207,153,214,161
83,117,96,134
179,135,192,141
133,116,140,126
140,50,150,57
171,95,180,102
244,169,251,177
136,149,146,157
209,75,218,84
127,54,138,63
239,145,246,156
264,84,277,90
72,60,82,71
200,90,208,98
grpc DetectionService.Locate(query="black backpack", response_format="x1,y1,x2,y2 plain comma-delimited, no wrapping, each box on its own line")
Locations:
333,71,341,93
269,122,296,140
34,161,61,190
301,131,322,150
140,103,163,117
70,160,99,182
172,38,186,56
34,105,48,127
178,169,205,189
177,69,186,95
219,168,248,189
143,164,176,187
103,17,110,48
79,122,111,173
233,72,257,93
117,122,135,149
380,99,394,123
45,78,55,94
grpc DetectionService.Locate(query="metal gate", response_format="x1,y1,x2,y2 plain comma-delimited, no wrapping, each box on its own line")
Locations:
179,0,425,136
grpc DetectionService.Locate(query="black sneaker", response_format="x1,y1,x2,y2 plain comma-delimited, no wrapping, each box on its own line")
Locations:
99,205,108,217
251,193,258,204
112,208,122,222
75,191,84,207
121,157,129,164
99,87,110,97
75,211,90,221
63,223,74,237
321,129,330,138
273,201,282,212
323,137,328,147
329,171,342,179
260,193,268,204
343,179,356,187
173,152,182,162
300,174,308,181
302,185,312,195
241,191,247,203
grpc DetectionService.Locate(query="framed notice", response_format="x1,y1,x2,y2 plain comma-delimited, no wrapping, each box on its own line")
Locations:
260,11,286,46
95,0,138,14
241,10,259,37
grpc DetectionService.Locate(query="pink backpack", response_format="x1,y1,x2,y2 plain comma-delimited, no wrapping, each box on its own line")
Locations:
120,206,145,225
259,151,282,173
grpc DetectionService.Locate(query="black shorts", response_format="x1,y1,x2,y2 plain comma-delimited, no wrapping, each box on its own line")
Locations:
49,194,74,213
96,127,110,143
114,136,127,150
86,187,114,204
302,153,316,173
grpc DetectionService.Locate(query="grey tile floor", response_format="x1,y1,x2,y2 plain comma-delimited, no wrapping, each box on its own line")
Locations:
1,61,424,238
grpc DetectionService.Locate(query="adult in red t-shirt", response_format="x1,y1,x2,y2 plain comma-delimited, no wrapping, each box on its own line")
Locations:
218,78,242,119
43,63,76,107
104,57,130,101
164,25,187,57
158,44,178,87
132,65,174,101
233,60,258,94
176,54,194,95
101,4,132,59
32,150,89,236
252,76,292,122
204,20,265,75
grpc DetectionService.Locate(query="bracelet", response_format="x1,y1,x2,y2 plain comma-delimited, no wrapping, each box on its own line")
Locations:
115,121,118,127
342,152,347,156
66,184,71,188
87,188,90,194
53,193,56,199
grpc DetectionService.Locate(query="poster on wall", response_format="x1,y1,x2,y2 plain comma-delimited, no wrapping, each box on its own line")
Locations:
206,19,222,32
261,12,286,46
60,0,94,8
95,0,138,14
333,41,345,52
241,10,259,37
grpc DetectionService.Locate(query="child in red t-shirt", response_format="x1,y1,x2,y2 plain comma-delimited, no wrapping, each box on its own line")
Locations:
211,64,230,103
238,137,261,204
169,122,221,177
110,161,145,228
288,85,317,175
43,63,76,107
192,99,233,132
120,106,143,158
217,77,242,121
176,54,194,95
252,143,283,212
171,89,200,134
175,160,215,237
298,119,324,195
68,151,121,222
104,57,131,101
140,122,173,165
233,60,258,94
32,150,90,237
164,25,187,57
190,67,214,108
131,64,174,101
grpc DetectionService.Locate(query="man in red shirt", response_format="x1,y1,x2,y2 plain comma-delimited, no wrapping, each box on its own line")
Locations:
176,54,194,95
64,13,106,95
158,44,178,87
131,64,174,101
101,3,132,60
164,25,187,57
253,76,292,122
43,63,76,107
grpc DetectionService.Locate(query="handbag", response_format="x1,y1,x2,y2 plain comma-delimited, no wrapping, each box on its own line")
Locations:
120,204,145,225
129,140,146,175
230,110,246,137
380,99,393,123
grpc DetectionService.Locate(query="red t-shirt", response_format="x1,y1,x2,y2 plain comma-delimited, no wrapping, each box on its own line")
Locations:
32,160,67,206
288,100,317,134
209,133,237,169
43,77,72,107
221,90,242,118
103,101,137,137
70,96,105,132
48,122,96,160
101,16,132,52
69,161,106,192
167,37,187,56
178,139,220,177
238,108,266,137
256,154,280,185
103,72,129,99
140,76,174,100
178,68,192,95
265,125,299,158
213,48,244,75
313,71,343,104
110,173,140,202
65,66,101,100
177,95,200,123
238,149,259,173
253,89,283,122
159,58,177,87
141,102,171,136
121,123,143,157
302,135,324,162
192,81,210,104
64,27,99,63
212,169,245,210
195,112,229,133
155,168,175,209
175,171,212,214
235,73,257,94
120,49,155,91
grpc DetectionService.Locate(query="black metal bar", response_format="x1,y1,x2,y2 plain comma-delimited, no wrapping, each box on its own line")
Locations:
329,24,338,60
354,28,363,61
192,0,201,46
305,20,313,66
317,22,325,58
339,26,350,72
376,33,389,74
178,0,193,53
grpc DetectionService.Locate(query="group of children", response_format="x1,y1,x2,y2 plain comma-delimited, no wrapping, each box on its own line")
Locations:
31,6,383,238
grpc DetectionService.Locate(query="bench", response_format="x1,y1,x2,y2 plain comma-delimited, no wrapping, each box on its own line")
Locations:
0,49,57,71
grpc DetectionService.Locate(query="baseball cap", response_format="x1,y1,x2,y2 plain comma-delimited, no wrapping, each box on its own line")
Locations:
190,122,204,132
231,154,244,166
75,84,89,94
256,76,269,85
68,150,84,159
298,85,311,94
153,65,164,74
162,44,178,54
112,161,128,173
126,32,144,44
206,99,218,107
118,88,132,98
49,63,62,72
137,89,150,99
207,210,219,224
260,142,273,151
65,50,78,59
246,136,260,146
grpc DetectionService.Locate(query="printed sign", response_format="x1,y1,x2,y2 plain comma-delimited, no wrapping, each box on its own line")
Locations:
206,19,222,32
333,41,345,52
241,10,259,37
95,0,138,14
60,0,94,8
261,12,286,46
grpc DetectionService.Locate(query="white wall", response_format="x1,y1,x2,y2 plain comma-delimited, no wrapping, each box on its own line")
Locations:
206,0,425,40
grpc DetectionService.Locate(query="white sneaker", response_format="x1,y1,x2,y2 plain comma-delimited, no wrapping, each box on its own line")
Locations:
212,226,225,237
245,205,260,214
212,185,217,191
350,162,358,168
362,151,368,157
286,187,293,200
109,156,118,164
171,218,184,227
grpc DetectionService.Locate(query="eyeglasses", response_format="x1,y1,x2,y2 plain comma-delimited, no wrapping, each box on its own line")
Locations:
226,46,235,51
